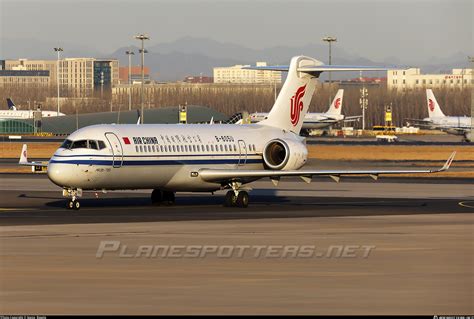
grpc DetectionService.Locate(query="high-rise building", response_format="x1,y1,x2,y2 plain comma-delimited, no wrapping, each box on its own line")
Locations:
5,58,119,94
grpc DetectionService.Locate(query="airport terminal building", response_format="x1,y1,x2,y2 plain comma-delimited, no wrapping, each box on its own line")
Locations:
387,68,473,90
213,62,282,84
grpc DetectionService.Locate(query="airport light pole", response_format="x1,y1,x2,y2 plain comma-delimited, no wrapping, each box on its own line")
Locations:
359,72,368,131
469,56,474,139
135,34,149,124
54,47,63,116
323,36,337,104
125,50,135,111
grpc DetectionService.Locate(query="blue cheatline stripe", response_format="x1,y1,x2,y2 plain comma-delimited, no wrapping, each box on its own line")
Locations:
53,153,260,158
50,158,263,166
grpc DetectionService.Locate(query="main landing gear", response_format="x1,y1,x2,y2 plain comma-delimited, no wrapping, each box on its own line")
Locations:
224,190,249,208
224,182,249,208
151,189,175,205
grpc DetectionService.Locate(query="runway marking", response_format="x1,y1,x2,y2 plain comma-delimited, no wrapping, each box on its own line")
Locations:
458,201,474,209
0,208,39,212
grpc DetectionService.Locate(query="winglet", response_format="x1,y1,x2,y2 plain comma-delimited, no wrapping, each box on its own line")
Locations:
438,151,456,172
19,144,28,164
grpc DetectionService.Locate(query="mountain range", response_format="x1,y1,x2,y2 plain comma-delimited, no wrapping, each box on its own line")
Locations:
1,36,471,81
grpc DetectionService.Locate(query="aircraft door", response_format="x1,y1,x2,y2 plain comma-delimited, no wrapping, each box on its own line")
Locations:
105,132,123,168
238,140,247,166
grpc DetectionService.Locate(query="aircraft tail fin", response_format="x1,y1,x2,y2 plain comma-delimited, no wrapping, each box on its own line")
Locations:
426,89,445,118
7,98,17,111
19,144,28,164
244,56,389,134
326,89,344,115
256,56,320,134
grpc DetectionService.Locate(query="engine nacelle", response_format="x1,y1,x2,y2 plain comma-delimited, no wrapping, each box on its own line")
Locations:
263,139,308,170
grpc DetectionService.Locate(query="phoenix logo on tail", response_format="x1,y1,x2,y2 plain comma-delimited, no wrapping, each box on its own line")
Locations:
290,84,306,126
428,99,435,112
334,97,341,109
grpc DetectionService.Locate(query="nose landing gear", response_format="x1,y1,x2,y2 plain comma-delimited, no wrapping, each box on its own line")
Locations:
64,188,82,210
67,199,81,210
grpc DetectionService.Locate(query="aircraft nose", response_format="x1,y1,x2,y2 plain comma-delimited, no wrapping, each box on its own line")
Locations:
47,162,69,187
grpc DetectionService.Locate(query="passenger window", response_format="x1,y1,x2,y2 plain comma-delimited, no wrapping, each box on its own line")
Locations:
140,145,143,152
172,145,176,152
220,145,223,152
206,145,209,152
148,145,152,152
233,144,237,152
135,146,139,153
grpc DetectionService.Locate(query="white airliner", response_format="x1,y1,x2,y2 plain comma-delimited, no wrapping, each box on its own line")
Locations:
0,98,65,120
250,89,362,133
19,56,456,210
408,89,472,142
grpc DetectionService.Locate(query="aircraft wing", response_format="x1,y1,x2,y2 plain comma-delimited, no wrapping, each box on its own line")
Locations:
19,144,49,167
199,152,456,184
405,118,432,124
343,115,363,122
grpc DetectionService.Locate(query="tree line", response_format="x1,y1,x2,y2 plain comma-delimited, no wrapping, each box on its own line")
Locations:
0,83,471,128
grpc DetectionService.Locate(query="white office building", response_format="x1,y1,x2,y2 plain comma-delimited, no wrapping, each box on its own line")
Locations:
387,68,473,90
213,62,281,84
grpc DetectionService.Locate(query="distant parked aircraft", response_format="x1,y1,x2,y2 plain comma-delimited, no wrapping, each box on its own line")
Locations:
407,89,472,142
250,89,361,134
0,98,65,120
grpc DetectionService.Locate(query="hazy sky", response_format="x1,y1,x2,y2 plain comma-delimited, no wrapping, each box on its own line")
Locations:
0,0,472,63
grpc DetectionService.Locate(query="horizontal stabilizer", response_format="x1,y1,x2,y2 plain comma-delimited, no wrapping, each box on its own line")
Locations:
244,64,396,76
19,144,48,167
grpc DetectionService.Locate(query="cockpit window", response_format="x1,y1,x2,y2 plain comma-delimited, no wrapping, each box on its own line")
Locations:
98,140,107,150
61,139,73,149
62,139,108,150
88,140,99,150
71,140,88,149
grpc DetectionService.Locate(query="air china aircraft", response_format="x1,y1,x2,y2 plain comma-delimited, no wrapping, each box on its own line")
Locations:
250,89,362,134
0,98,65,120
20,56,456,210
408,89,472,142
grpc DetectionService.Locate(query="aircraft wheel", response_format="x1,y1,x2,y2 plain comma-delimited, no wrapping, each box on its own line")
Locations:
151,189,163,204
163,191,175,205
73,200,81,210
224,191,237,207
236,191,249,208
67,200,74,210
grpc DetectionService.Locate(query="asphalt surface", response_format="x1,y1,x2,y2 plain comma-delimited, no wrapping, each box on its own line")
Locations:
0,173,473,314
